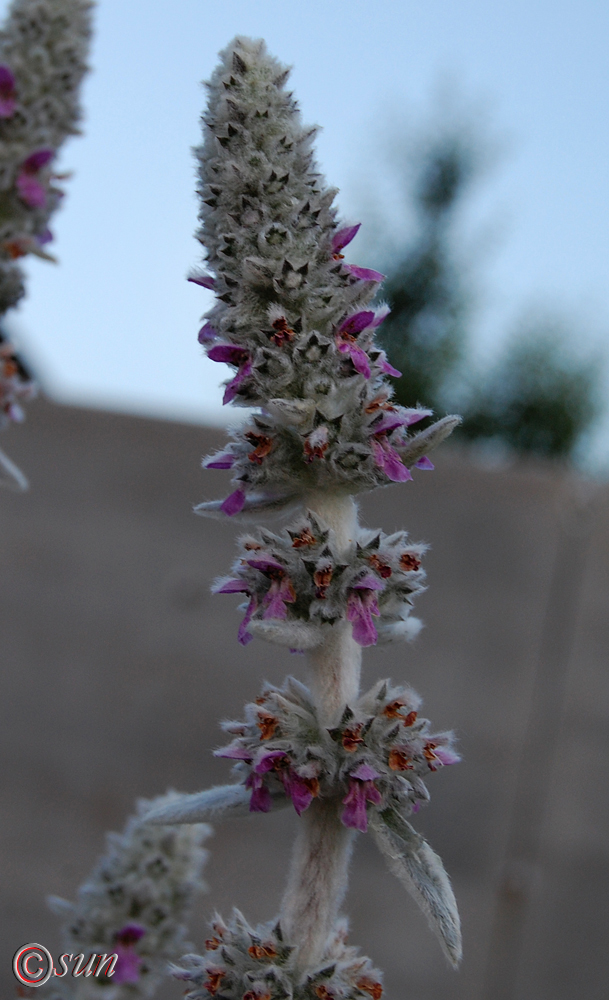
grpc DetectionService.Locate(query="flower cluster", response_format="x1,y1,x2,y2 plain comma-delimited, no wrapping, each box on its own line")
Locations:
215,677,459,833
192,37,458,519
213,512,426,648
0,327,35,428
173,913,383,1000
45,793,211,999
0,0,92,313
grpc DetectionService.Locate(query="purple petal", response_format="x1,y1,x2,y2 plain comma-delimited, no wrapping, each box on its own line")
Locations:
348,344,371,379
247,557,285,574
22,148,54,172
220,488,246,516
352,762,381,781
214,578,250,594
263,589,288,620
402,407,433,426
255,750,288,774
341,780,368,832
0,96,16,117
188,273,215,289
284,771,315,816
223,359,252,404
246,773,272,812
207,344,248,365
371,439,413,483
332,223,361,254
414,455,434,470
372,305,391,326
198,323,219,344
204,453,234,469
433,747,460,766
344,264,385,283
346,593,379,647
352,574,385,592
16,174,46,208
379,357,402,378
238,594,258,645
337,310,375,336
112,948,141,984
214,744,253,761
116,924,146,945
36,228,53,245
372,412,410,435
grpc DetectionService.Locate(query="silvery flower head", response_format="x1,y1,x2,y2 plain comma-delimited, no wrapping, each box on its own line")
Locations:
45,792,211,1000
191,37,459,520
0,0,92,313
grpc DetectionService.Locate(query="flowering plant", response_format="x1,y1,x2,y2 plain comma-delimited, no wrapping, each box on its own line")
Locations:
0,0,91,488
40,793,210,1000
144,35,463,994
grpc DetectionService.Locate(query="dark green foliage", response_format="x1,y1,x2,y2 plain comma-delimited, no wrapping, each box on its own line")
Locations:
376,133,474,412
374,122,603,461
459,321,601,458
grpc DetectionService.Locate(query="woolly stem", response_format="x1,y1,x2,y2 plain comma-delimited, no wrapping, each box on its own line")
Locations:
281,492,361,970
281,797,356,973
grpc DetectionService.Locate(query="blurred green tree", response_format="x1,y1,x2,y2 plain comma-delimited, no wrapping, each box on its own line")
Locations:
375,121,603,461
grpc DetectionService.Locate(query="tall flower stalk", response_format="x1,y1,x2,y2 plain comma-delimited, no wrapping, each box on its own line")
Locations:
0,0,92,488
148,37,462,996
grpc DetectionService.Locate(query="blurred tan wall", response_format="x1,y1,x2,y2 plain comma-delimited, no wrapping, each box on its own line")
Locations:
1,399,608,1000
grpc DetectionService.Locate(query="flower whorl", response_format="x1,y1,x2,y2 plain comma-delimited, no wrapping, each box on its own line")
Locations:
174,913,383,1000
0,0,92,312
194,37,458,520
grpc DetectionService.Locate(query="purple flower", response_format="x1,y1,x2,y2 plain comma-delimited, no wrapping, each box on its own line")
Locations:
238,595,258,645
245,771,272,812
198,322,219,344
341,763,382,832
212,575,256,641
247,558,296,620
16,149,55,209
214,577,250,594
332,223,361,256
414,455,434,470
207,344,249,365
36,228,53,246
204,451,235,469
347,576,384,647
377,353,402,378
220,488,246,516
0,66,17,118
344,264,385,283
371,437,412,483
253,751,317,816
111,925,146,985
112,948,142,984
22,149,54,172
223,359,253,404
283,769,317,816
402,407,433,426
335,311,376,378
214,743,253,762
188,273,215,289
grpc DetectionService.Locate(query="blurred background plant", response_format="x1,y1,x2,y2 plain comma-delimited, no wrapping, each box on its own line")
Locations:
367,108,604,466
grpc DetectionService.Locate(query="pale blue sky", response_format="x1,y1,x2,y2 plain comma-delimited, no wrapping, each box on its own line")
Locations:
6,0,609,456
